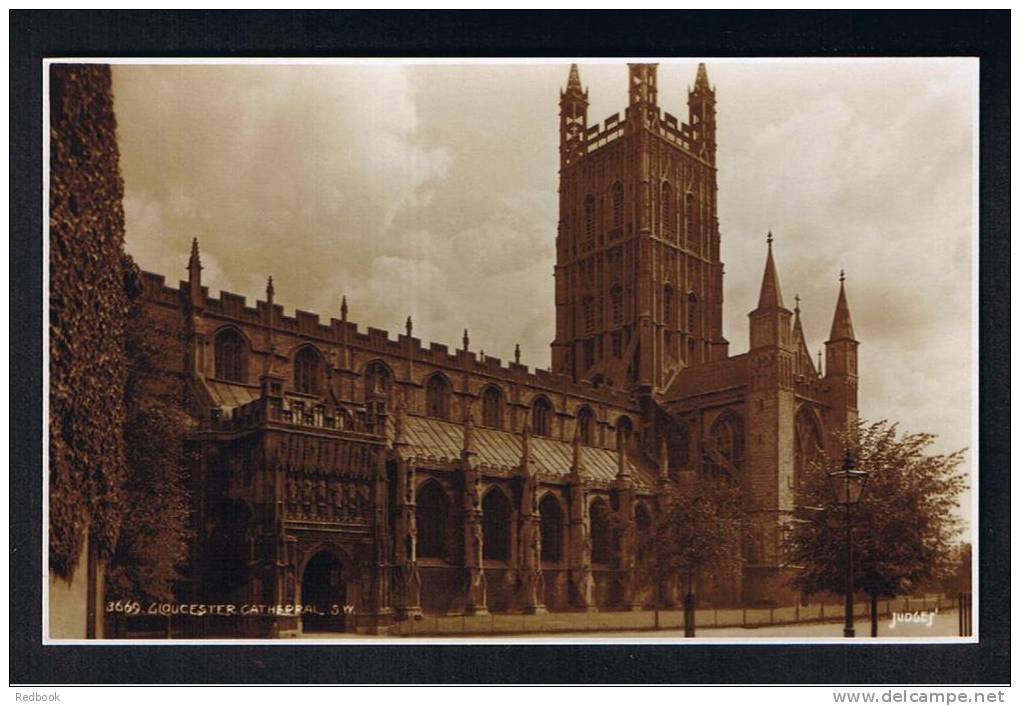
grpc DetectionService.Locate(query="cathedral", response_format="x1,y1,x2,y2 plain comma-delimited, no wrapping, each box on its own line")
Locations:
137,63,859,636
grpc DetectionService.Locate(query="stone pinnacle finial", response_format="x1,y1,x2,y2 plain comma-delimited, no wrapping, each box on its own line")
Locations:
767,229,773,246
695,62,711,90
188,237,202,270
794,293,801,314
566,63,583,92
405,316,413,337
340,295,348,321
839,268,846,284
266,275,274,302
514,343,521,364
463,328,470,351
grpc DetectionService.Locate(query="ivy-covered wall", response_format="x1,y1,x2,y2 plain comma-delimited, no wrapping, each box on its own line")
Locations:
49,64,129,576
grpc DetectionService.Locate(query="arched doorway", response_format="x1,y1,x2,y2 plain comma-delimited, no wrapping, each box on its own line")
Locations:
301,550,348,632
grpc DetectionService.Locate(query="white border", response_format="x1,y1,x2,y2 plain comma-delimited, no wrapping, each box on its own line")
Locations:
41,56,981,647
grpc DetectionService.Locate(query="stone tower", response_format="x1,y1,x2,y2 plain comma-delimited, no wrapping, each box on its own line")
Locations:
743,234,798,600
552,63,728,393
824,271,860,457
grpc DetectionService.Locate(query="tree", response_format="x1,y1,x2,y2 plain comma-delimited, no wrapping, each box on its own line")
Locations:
786,419,967,636
638,472,744,636
104,258,193,603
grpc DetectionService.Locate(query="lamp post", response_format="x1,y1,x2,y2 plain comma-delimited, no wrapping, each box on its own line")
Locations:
828,449,869,638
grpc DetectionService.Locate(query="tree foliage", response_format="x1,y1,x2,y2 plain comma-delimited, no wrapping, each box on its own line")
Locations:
104,258,193,602
786,419,967,600
638,473,745,593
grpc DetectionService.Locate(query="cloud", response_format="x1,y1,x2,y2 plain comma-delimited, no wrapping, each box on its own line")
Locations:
113,60,976,520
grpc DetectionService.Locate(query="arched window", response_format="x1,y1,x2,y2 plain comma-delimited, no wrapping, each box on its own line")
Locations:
577,406,594,445
703,412,745,476
668,420,690,470
425,374,451,420
481,385,503,429
364,360,391,399
214,328,246,383
663,284,674,326
661,182,674,236
583,194,596,249
293,347,322,395
482,488,512,562
532,396,553,437
687,291,698,335
611,286,623,325
416,481,448,559
611,182,624,230
616,415,633,451
685,192,696,248
582,295,594,333
590,498,613,565
539,494,563,563
795,407,824,490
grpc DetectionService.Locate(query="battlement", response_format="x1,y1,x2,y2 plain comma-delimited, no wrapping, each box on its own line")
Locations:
139,268,638,407
580,109,702,161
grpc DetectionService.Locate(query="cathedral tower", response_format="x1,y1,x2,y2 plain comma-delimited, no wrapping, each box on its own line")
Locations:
551,63,727,392
744,234,797,601
824,271,859,456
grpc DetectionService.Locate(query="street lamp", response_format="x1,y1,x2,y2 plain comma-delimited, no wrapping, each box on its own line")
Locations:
828,449,869,638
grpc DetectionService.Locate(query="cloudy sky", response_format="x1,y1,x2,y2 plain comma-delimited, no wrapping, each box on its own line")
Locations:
111,59,977,524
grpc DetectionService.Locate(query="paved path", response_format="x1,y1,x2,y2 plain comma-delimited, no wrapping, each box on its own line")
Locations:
298,610,962,640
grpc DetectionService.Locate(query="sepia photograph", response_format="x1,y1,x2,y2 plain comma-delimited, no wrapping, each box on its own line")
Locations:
46,57,978,643
11,9,1009,690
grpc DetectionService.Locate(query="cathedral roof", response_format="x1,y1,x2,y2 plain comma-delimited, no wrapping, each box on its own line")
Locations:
393,413,655,490
662,353,749,402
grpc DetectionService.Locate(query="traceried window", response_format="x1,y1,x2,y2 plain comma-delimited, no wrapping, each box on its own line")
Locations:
425,374,451,420
687,291,698,335
481,385,503,429
214,328,246,383
416,481,448,560
532,396,553,437
663,285,674,326
482,488,512,562
364,360,391,399
590,498,613,565
577,406,594,445
685,192,696,248
539,494,563,563
616,415,633,451
611,181,624,230
584,195,596,250
661,181,674,237
582,296,594,333
293,346,322,395
611,286,623,325
794,407,824,491
702,411,745,477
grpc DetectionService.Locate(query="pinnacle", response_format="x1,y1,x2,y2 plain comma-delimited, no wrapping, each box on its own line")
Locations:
755,232,784,311
828,274,856,341
695,62,711,90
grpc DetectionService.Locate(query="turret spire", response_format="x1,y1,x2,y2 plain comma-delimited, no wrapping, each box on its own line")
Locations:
188,237,202,273
566,63,583,94
755,231,785,310
694,62,711,91
828,271,856,341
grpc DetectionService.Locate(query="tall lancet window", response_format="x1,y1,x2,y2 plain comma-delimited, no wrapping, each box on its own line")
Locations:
611,182,624,230
294,346,322,395
661,182,674,238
